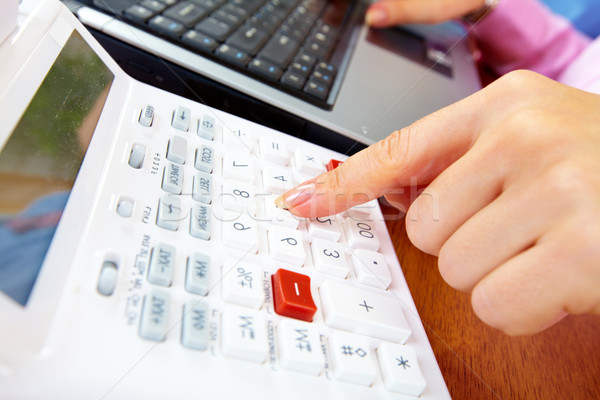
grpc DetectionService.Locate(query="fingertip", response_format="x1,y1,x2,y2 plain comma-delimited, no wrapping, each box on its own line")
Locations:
365,5,388,27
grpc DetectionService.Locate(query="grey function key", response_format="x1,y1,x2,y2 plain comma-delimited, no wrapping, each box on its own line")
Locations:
192,171,213,204
181,301,210,350
148,243,176,286
162,162,184,194
195,144,215,173
185,253,211,295
190,204,211,240
139,290,171,342
156,194,182,231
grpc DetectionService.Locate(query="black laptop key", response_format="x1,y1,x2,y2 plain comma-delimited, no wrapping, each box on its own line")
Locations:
189,0,224,12
124,5,155,23
226,26,269,55
212,9,244,28
215,44,251,66
248,59,283,80
163,2,208,27
258,34,299,68
195,17,236,41
139,0,168,13
303,78,328,100
281,70,306,90
93,0,137,14
148,15,187,38
182,30,219,52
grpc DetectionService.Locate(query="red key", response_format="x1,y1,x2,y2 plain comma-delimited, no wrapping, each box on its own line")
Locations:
326,159,343,171
271,269,317,322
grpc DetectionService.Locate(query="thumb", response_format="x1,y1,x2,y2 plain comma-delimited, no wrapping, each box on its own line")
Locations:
276,92,484,218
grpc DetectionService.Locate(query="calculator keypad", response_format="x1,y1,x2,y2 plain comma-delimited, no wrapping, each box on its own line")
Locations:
124,103,428,397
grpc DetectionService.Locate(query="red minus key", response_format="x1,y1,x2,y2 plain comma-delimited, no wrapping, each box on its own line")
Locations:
326,159,344,171
271,269,317,322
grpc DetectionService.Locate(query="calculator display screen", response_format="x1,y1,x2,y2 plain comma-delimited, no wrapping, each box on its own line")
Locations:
0,30,114,306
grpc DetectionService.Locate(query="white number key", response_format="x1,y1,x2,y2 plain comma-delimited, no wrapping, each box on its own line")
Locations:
319,280,411,344
221,180,256,214
260,194,300,229
351,248,392,290
222,152,256,183
221,305,268,363
267,225,306,267
221,260,264,309
221,213,259,253
377,342,427,397
262,165,293,194
343,220,380,251
310,238,349,278
307,216,342,242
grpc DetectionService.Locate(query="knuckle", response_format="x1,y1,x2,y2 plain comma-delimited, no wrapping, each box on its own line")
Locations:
437,240,473,291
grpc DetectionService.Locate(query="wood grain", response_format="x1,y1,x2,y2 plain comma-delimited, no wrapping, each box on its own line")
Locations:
384,217,600,400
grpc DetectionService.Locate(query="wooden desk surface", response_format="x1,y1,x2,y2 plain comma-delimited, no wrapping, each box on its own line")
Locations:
384,217,600,400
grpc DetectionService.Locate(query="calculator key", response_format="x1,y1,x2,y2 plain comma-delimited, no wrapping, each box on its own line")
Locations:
310,238,348,278
222,128,256,153
261,165,293,195
138,105,154,127
162,162,184,194
221,213,259,253
148,243,176,286
181,301,210,351
271,268,317,322
351,248,392,290
139,290,170,342
377,342,427,397
194,144,215,173
172,105,191,131
97,261,118,296
260,194,300,229
221,180,257,214
185,253,211,295
197,114,219,140
329,331,377,387
221,259,264,309
319,280,411,344
222,153,256,183
343,219,380,251
116,197,134,218
156,194,182,231
277,318,324,375
128,144,146,169
166,135,187,164
267,225,305,267
190,203,211,240
192,171,213,204
259,135,289,165
221,306,268,363
306,216,342,242
326,159,343,171
293,148,324,176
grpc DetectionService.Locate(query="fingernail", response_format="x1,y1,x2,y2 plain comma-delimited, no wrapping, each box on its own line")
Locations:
365,7,387,26
274,182,316,210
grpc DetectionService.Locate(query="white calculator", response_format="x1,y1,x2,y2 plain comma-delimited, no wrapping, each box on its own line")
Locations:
0,0,451,398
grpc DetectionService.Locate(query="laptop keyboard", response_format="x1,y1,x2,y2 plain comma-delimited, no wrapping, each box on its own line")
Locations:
92,0,361,109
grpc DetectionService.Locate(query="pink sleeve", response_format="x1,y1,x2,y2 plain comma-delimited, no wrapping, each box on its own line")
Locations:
470,0,591,79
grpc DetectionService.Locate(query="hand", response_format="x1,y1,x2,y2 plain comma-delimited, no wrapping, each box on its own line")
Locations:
276,70,600,336
365,0,485,27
